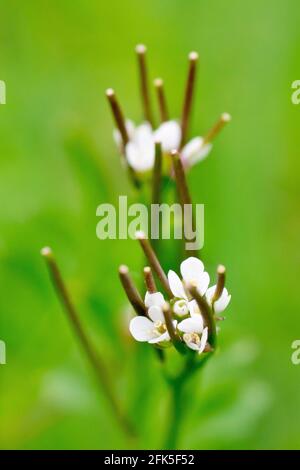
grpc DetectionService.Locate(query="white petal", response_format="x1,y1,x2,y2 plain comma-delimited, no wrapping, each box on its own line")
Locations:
206,285,231,313
214,288,231,313
148,320,177,344
181,137,203,161
184,339,201,351
125,122,155,172
125,141,154,172
125,119,136,140
113,128,122,150
125,142,140,170
188,299,200,317
148,305,164,323
198,327,208,354
178,316,203,334
167,270,187,300
205,285,216,306
134,121,153,143
129,316,155,342
145,291,165,308
180,257,204,283
113,120,136,150
154,121,181,153
187,301,204,332
189,143,212,167
148,331,170,344
196,271,210,296
181,136,212,168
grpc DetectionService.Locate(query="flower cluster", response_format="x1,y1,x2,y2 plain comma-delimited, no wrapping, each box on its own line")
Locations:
114,45,232,359
113,117,215,173
41,44,233,440
120,245,231,356
106,45,231,179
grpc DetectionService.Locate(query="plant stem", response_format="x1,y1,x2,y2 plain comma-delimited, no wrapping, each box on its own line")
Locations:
212,264,226,302
171,150,198,258
106,88,129,146
162,303,186,355
143,266,157,293
202,113,231,146
136,44,153,125
180,52,198,148
136,231,173,298
164,379,185,449
41,247,135,437
152,142,162,207
163,352,213,449
164,354,193,449
119,265,146,316
106,88,141,189
154,78,169,122
151,142,163,254
188,284,217,347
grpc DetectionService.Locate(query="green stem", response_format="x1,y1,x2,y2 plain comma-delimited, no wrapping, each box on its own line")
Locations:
163,355,194,449
163,352,213,449
164,379,185,449
171,150,198,259
41,247,135,438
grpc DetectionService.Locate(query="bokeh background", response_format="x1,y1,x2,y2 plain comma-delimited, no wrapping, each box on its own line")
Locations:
1,0,300,450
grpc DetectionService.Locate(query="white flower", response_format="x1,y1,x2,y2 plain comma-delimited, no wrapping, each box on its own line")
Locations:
178,305,208,354
129,291,176,345
114,120,155,172
168,256,210,300
206,285,231,313
154,120,212,169
181,137,212,169
144,291,165,308
154,120,181,153
114,119,212,174
173,299,189,317
113,119,136,150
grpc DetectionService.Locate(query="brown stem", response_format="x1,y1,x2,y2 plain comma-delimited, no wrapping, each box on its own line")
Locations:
135,231,173,298
152,141,162,206
106,89,141,189
151,142,162,254
41,247,134,436
106,88,129,146
180,52,198,148
154,78,169,122
162,303,185,354
162,303,177,342
171,150,192,206
136,44,153,125
119,265,146,316
202,113,231,146
171,150,198,258
143,266,157,293
215,315,225,322
204,343,214,353
188,283,216,347
212,264,226,302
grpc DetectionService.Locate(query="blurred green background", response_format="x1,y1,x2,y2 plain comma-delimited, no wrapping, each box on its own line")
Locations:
1,0,300,450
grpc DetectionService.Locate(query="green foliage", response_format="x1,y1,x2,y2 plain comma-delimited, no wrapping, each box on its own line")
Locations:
0,0,300,450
